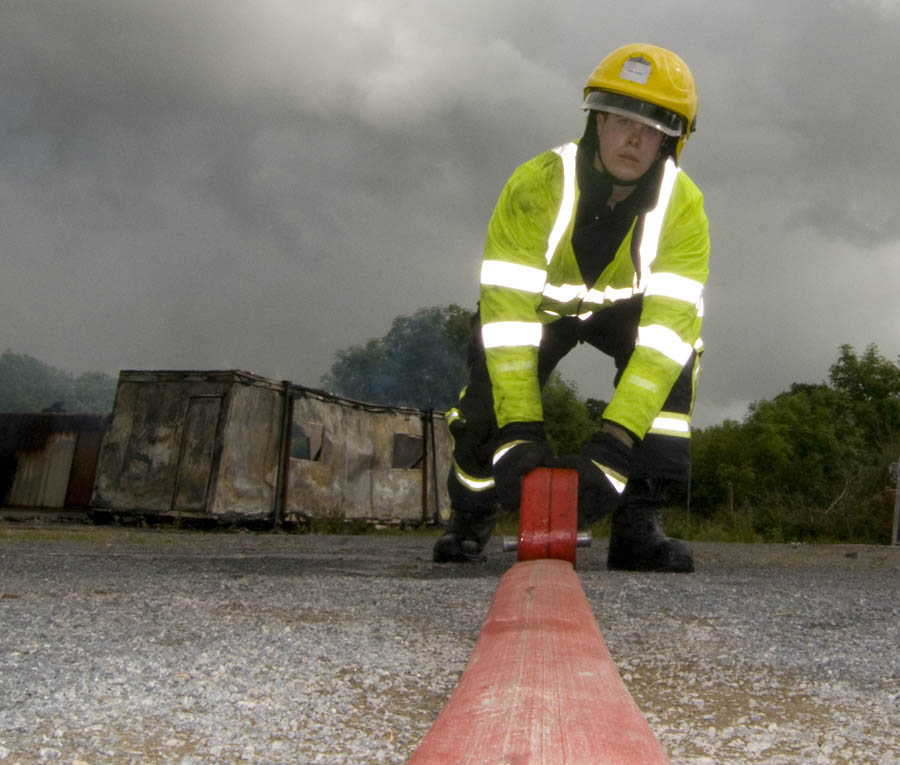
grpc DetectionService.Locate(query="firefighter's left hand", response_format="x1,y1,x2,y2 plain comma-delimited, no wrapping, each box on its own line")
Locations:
564,422,635,524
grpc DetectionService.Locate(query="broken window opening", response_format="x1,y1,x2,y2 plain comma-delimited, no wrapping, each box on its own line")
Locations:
291,421,324,462
392,433,424,469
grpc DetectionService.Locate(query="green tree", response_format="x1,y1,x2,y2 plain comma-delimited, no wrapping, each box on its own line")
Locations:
743,383,870,539
689,419,756,515
584,397,609,424
541,372,598,454
828,343,900,446
66,371,119,413
322,305,473,410
0,351,116,413
688,344,900,542
744,383,864,503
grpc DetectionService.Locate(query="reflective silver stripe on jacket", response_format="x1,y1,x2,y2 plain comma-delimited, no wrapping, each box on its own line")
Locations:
545,142,579,265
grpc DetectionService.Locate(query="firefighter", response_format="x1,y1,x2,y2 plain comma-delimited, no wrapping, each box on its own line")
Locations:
434,44,709,572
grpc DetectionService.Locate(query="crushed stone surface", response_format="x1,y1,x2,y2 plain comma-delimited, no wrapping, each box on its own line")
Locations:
0,526,898,763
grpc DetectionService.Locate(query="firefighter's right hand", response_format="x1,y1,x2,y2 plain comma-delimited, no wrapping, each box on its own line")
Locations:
492,422,554,509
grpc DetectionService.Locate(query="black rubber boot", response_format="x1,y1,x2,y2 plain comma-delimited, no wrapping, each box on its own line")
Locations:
432,507,498,563
607,479,694,572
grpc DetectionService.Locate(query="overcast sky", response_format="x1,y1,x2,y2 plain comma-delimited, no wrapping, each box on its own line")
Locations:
3,0,899,427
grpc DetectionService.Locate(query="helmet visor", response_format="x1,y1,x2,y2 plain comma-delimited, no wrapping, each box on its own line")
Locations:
583,90,684,137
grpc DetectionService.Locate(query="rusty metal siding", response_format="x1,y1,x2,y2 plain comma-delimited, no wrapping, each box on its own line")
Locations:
65,429,104,507
0,414,108,509
7,433,77,507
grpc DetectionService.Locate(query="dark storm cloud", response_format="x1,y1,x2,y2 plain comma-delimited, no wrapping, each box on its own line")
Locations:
2,0,899,427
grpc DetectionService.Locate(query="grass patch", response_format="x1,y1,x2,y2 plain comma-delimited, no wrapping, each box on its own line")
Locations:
6,503,877,546
0,525,167,545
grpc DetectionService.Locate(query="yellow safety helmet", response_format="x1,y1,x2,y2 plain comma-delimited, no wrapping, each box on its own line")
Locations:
583,44,698,160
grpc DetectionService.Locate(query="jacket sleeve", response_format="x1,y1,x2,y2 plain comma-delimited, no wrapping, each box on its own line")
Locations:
478,153,562,428
603,171,710,439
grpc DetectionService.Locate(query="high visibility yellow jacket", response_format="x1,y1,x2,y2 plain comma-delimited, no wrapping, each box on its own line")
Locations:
479,141,709,440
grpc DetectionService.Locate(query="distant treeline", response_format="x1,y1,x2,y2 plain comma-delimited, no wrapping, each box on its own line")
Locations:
0,350,117,414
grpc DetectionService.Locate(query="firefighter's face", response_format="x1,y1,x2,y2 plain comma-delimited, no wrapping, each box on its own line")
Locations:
595,112,664,183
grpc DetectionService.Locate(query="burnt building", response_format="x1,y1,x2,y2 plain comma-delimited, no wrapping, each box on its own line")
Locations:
91,370,452,526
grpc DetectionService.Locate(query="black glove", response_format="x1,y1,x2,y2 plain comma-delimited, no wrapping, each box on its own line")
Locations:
573,422,635,524
492,422,554,509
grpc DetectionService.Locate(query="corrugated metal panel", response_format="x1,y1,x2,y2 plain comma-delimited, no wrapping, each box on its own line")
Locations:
8,433,77,508
1,413,108,508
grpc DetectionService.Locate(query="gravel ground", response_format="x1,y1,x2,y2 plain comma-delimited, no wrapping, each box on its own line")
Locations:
0,522,899,764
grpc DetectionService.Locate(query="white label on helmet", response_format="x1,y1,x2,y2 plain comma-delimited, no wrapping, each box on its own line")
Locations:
620,56,651,85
